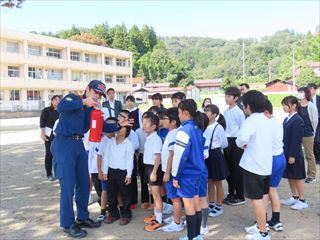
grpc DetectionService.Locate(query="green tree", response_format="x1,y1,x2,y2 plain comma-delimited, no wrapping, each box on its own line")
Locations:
296,64,319,87
57,25,81,39
90,21,112,46
69,32,107,46
110,24,128,50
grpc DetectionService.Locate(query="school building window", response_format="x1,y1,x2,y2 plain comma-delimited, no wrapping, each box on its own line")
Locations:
85,54,97,63
84,72,98,81
28,45,41,56
104,56,112,65
27,90,41,100
10,90,20,100
8,66,20,77
116,59,126,67
46,48,61,59
116,76,126,83
47,69,63,80
105,75,112,83
7,41,19,53
71,71,82,81
28,67,42,79
70,51,80,61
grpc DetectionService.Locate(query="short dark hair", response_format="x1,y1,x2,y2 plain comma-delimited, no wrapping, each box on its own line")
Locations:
126,95,135,102
50,95,61,109
164,107,181,127
105,117,119,123
107,88,115,94
298,87,312,101
204,104,220,116
281,96,299,111
265,100,273,114
151,93,163,101
225,87,241,98
307,83,318,90
202,98,212,108
119,109,130,119
178,99,205,131
242,90,267,113
143,111,160,131
171,92,186,101
148,106,160,114
239,83,250,89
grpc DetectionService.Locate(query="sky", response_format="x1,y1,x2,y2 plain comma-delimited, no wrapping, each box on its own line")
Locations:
1,0,319,39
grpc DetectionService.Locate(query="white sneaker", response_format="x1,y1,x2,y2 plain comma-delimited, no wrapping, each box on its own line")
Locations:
208,207,224,217
163,215,174,224
162,221,184,232
281,197,298,206
163,203,174,215
183,219,187,227
245,233,271,240
245,223,270,234
200,226,209,235
194,235,204,240
88,194,94,205
291,200,309,210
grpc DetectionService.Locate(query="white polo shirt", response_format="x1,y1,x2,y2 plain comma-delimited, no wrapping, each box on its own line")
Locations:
224,105,245,138
161,128,178,172
87,136,109,174
102,137,134,177
136,127,148,154
236,113,273,176
204,122,228,150
270,116,284,156
143,131,163,165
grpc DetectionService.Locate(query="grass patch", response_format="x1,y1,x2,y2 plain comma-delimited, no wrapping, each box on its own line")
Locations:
265,93,293,109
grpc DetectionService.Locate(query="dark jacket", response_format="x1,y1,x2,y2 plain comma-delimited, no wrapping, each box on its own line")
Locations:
102,100,122,118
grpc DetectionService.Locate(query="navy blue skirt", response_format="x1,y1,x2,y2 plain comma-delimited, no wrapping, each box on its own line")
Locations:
205,148,229,181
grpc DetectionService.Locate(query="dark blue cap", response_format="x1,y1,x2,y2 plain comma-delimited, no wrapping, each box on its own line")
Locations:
88,80,106,97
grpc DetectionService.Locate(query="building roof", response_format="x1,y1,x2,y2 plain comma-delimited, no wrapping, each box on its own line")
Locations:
133,86,197,93
308,61,320,68
132,77,145,84
265,79,296,87
194,78,223,87
145,82,171,88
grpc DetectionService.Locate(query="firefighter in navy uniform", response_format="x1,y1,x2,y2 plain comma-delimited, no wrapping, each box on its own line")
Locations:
51,80,120,238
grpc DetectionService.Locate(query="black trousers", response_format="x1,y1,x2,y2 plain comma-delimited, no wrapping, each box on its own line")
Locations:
44,140,53,177
138,154,150,203
107,168,132,218
130,154,138,205
91,173,102,206
224,137,244,199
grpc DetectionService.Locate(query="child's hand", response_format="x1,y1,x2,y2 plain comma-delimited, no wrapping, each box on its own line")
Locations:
288,157,295,164
173,180,180,189
125,177,131,185
98,171,103,180
40,133,49,142
103,174,108,181
150,172,157,182
163,173,170,182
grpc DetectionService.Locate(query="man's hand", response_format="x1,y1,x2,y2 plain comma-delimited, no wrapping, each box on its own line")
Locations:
288,157,295,165
125,177,131,185
173,179,180,189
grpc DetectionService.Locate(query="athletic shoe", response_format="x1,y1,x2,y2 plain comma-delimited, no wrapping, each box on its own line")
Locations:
179,236,202,240
163,215,174,224
200,226,209,235
163,203,174,215
47,176,55,181
148,203,154,210
162,221,184,232
96,214,105,222
267,221,283,232
144,215,156,224
223,194,234,205
183,219,187,227
291,200,309,210
245,233,271,240
130,204,136,210
305,177,316,184
281,197,298,206
208,202,216,212
141,202,149,209
245,223,270,234
208,206,223,217
144,220,163,231
229,197,246,206
88,194,94,205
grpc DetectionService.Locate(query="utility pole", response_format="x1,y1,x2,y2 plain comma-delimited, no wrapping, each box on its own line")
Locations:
242,41,245,82
292,47,295,88
269,65,272,82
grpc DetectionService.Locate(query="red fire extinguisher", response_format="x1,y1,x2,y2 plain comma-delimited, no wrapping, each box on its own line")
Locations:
89,108,104,142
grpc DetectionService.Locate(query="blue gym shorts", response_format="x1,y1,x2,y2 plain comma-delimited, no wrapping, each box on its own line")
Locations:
101,180,107,191
176,175,201,198
199,170,208,198
166,176,179,199
270,153,286,187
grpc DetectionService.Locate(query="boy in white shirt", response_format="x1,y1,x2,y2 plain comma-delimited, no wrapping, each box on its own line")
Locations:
103,126,134,226
223,87,246,205
142,112,164,231
236,90,273,240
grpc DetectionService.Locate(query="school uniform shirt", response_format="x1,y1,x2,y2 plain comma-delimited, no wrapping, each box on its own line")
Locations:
236,113,273,176
102,137,135,177
224,105,245,138
136,127,148,154
171,120,205,180
128,129,139,151
204,122,228,150
87,136,109,173
270,116,284,156
161,128,178,172
143,132,163,165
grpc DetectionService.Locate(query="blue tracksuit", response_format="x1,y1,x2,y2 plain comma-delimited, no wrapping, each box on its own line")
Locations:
171,120,205,198
51,93,118,228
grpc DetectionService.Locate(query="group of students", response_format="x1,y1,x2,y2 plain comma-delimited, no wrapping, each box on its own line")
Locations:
48,79,319,240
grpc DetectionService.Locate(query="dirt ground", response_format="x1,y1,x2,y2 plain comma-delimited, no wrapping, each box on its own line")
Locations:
1,141,319,240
